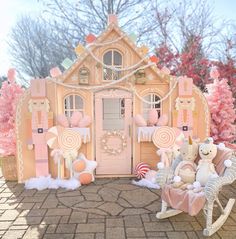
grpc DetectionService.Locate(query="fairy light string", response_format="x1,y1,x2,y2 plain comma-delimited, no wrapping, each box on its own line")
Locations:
50,32,178,105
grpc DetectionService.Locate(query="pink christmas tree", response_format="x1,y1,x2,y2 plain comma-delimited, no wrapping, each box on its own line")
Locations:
0,69,24,156
206,68,236,143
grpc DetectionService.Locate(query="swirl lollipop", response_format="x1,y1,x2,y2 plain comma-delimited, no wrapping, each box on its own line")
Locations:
58,128,82,151
153,126,177,168
152,126,176,149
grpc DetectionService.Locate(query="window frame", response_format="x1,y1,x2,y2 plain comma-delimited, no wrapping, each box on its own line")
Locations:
102,49,123,81
63,94,84,117
142,93,162,121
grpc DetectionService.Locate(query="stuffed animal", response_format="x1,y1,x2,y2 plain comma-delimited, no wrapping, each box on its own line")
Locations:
172,136,198,189
195,138,218,186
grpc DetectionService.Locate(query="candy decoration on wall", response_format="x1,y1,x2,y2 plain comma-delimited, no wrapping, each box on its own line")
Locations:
86,33,96,44
61,58,74,69
50,67,62,78
150,55,159,64
129,33,137,42
75,44,85,56
138,45,149,55
134,162,150,179
175,76,195,137
27,79,53,177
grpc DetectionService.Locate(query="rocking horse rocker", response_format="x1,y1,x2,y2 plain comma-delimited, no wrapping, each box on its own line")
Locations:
156,138,236,236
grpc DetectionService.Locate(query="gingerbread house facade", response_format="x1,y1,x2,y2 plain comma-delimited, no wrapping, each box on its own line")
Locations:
16,16,210,182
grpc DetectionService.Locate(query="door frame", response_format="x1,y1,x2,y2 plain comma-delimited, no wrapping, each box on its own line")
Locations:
93,87,133,176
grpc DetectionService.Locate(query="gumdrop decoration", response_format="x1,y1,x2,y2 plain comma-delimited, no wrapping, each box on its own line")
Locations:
150,55,159,64
86,34,96,44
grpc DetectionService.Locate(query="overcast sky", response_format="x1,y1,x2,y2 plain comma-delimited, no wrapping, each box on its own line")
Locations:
0,0,236,77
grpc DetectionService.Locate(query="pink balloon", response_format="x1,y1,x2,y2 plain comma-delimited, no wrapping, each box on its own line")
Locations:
148,109,158,126
70,111,83,127
78,115,92,128
134,114,147,127
157,114,168,126
57,114,69,127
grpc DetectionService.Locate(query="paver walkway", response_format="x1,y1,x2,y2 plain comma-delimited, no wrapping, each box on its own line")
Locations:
0,174,236,239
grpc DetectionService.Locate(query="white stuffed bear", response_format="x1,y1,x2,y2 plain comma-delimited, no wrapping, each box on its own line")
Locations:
195,138,218,186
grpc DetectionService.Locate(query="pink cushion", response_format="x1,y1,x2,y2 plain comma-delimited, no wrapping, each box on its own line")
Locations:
162,185,206,216
213,148,233,176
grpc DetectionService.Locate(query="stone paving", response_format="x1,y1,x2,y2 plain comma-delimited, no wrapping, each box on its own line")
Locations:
0,174,236,239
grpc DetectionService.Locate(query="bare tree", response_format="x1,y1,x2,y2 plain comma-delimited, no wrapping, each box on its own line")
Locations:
9,15,75,80
8,0,231,81
150,0,225,55
9,0,155,80
41,0,154,43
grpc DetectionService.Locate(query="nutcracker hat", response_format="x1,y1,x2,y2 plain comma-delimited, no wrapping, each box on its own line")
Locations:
30,79,46,99
178,76,193,97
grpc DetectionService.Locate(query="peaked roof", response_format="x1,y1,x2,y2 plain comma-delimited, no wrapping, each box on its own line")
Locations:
59,21,166,83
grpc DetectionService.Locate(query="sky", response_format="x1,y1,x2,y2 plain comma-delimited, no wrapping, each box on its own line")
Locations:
0,0,236,77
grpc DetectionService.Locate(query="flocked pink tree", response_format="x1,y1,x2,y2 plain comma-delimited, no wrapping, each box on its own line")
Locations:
0,69,24,156
205,67,236,143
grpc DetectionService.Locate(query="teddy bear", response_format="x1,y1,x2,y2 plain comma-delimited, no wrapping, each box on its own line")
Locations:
195,137,218,187
172,136,199,189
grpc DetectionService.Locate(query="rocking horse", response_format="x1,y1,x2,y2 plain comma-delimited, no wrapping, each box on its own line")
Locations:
156,139,236,236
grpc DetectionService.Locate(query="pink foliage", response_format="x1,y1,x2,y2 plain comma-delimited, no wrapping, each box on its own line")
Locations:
205,78,236,143
0,69,24,156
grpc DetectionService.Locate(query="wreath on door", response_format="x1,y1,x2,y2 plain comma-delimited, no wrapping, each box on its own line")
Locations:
101,130,127,155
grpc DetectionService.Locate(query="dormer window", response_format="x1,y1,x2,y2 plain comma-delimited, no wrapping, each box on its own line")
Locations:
79,67,89,84
103,50,122,81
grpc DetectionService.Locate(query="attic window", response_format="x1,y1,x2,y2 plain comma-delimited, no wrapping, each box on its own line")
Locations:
103,50,122,81
79,67,89,84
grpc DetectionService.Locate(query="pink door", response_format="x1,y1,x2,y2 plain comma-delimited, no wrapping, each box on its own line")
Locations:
95,89,132,175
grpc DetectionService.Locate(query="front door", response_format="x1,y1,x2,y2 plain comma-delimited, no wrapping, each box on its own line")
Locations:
95,89,132,175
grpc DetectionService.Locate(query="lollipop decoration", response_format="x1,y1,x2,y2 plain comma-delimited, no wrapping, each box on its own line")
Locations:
152,126,176,149
46,126,82,178
58,128,82,152
58,128,82,178
153,126,177,168
134,162,150,179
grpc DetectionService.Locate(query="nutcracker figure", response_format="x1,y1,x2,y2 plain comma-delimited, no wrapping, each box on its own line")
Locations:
27,79,53,177
173,76,197,137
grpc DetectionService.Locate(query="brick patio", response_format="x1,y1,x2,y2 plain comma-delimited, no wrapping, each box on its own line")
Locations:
0,173,236,239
